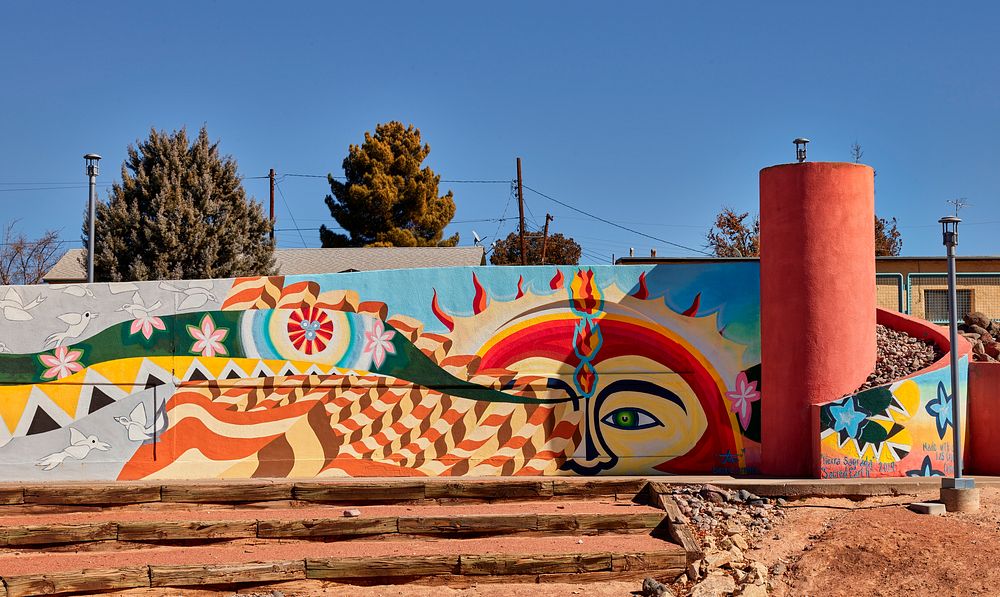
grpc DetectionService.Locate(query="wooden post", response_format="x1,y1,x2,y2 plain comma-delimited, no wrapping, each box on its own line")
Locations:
269,168,276,243
541,214,553,264
516,158,527,265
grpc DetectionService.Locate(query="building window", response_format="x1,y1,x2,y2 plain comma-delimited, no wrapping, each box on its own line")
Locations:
924,289,973,323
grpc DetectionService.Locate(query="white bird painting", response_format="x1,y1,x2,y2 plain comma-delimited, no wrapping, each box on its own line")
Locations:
118,292,162,319
59,285,96,298
36,428,111,471
159,280,218,311
0,342,10,353
44,311,98,348
108,282,139,295
0,288,46,321
114,403,154,441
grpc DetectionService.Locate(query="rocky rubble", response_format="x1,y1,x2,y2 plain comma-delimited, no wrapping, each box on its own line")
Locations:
651,484,786,596
958,311,1000,362
854,324,943,392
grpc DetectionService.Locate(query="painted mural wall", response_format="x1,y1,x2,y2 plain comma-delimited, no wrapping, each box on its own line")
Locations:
0,265,762,480
818,356,968,479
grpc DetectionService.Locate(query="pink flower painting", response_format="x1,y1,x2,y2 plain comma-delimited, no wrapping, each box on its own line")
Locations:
129,314,166,340
363,319,396,369
187,314,228,358
726,371,760,430
40,346,84,380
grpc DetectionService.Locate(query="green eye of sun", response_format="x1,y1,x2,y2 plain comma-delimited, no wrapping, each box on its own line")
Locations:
615,410,637,428
601,407,662,430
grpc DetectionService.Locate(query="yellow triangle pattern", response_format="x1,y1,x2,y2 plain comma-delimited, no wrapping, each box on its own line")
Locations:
0,385,32,434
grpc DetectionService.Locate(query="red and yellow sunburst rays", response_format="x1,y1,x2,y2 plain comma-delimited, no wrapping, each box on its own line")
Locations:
570,269,602,315
287,306,334,354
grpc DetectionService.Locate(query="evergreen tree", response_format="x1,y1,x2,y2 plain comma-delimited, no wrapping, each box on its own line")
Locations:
85,127,275,282
320,122,458,247
489,232,581,265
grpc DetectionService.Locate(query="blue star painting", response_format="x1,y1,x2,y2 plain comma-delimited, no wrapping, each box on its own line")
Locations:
925,381,954,440
905,455,945,477
830,398,868,439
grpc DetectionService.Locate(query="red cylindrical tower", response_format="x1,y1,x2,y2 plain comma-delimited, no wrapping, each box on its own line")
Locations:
759,162,876,477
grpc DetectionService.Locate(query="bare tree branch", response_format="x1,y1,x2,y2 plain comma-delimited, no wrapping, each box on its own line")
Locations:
0,221,64,285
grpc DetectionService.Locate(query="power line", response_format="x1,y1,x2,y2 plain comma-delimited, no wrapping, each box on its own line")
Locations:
281,173,511,184
522,185,711,256
491,183,517,244
0,185,112,192
273,181,309,248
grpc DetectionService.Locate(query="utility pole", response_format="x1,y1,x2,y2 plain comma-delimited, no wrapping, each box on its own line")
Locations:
269,168,276,243
516,157,527,265
541,213,554,264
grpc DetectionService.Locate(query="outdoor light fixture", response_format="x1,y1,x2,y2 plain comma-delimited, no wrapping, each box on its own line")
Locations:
939,215,971,489
84,153,101,284
794,138,809,163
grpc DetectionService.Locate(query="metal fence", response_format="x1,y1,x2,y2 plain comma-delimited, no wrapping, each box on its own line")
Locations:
906,273,1000,324
876,273,904,313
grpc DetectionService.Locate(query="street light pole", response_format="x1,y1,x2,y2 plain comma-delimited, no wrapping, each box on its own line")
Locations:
84,154,101,284
938,215,978,512
940,216,962,479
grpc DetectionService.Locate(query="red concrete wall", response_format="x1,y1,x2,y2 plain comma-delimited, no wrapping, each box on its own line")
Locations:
760,162,876,477
967,362,1000,474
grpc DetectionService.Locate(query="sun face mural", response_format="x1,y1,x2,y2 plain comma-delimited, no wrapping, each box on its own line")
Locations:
0,265,761,480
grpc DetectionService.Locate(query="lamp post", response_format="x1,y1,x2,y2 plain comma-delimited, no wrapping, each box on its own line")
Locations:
794,138,809,162
939,215,978,511
939,216,963,478
84,153,101,284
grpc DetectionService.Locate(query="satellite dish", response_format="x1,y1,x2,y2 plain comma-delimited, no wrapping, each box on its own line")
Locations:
472,230,483,246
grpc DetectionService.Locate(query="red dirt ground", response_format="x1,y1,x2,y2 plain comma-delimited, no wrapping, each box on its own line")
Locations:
757,487,1000,597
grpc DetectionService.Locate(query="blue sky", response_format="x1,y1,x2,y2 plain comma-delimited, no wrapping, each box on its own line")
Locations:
2,2,998,260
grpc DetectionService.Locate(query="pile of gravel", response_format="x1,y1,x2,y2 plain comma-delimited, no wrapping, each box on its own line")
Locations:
854,324,942,392
959,311,1000,362
670,484,785,537
665,484,783,597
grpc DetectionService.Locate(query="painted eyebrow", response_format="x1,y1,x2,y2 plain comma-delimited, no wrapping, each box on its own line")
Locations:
595,379,687,414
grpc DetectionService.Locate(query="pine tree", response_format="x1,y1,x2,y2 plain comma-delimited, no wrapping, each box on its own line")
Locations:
84,127,275,282
320,122,458,247
489,232,581,265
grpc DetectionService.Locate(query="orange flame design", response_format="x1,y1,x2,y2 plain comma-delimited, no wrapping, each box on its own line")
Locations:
570,269,601,314
471,273,489,314
550,270,564,290
431,289,455,332
632,271,649,299
575,320,602,359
